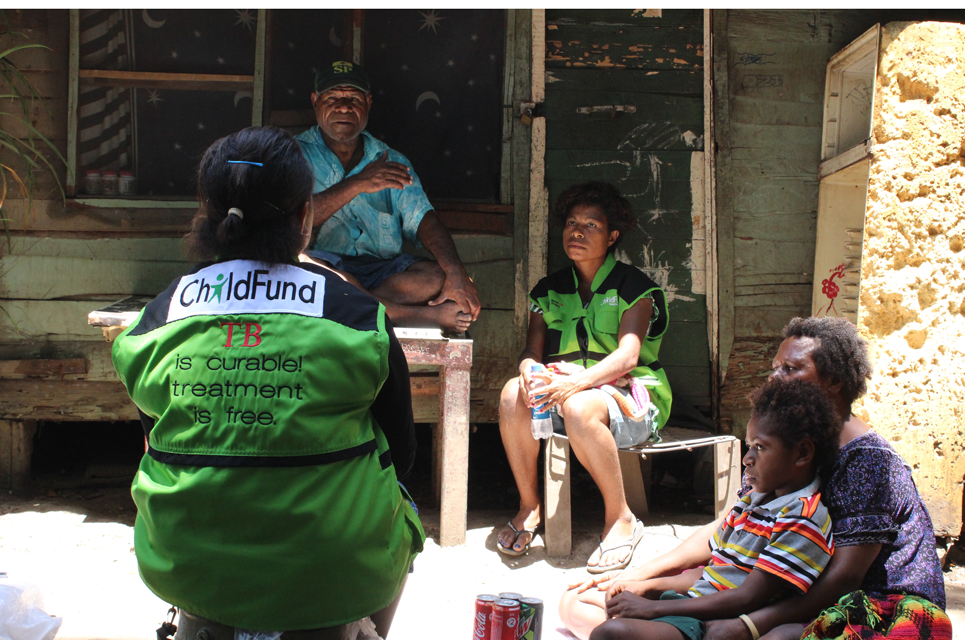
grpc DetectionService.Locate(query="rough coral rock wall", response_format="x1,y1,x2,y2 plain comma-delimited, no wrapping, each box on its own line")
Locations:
859,22,965,536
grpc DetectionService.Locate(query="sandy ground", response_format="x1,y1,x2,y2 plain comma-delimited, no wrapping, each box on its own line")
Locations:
0,491,962,640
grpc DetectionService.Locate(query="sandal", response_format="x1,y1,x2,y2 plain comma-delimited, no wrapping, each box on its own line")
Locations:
586,519,644,574
496,521,540,557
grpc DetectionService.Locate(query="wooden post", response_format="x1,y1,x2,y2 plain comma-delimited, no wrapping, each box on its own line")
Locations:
713,438,741,519
0,420,37,492
544,434,571,556
618,450,649,519
437,358,471,547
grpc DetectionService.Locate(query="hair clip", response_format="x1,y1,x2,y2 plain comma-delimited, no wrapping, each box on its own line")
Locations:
228,160,264,167
227,208,244,219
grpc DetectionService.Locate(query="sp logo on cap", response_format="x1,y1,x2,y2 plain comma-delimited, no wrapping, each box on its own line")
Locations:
332,61,354,74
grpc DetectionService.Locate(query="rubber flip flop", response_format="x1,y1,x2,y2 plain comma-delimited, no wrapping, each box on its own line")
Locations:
497,520,539,557
587,519,645,574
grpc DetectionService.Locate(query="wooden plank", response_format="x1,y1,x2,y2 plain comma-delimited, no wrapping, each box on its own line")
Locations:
735,306,810,338
735,213,815,242
511,10,533,355
0,339,118,382
735,273,813,287
0,358,88,379
2,236,185,260
78,69,255,92
547,178,693,215
736,289,812,308
546,119,704,152
0,255,190,300
546,150,696,183
546,24,703,71
733,238,814,277
734,178,818,214
727,147,819,179
0,420,36,491
500,8,518,205
66,8,79,196
438,362,471,546
660,322,711,367
730,96,826,128
544,434,572,556
546,9,702,27
714,9,735,390
252,9,266,127
544,92,703,123
0,300,110,342
545,68,702,95
0,69,61,99
435,209,512,236
664,365,711,407
727,123,823,156
0,380,138,421
726,10,883,45
529,10,549,301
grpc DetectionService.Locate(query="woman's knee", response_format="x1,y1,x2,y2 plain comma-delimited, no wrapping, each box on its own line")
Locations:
561,392,608,432
499,377,528,427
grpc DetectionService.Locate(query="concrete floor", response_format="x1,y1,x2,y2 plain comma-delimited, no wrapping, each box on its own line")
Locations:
0,492,961,640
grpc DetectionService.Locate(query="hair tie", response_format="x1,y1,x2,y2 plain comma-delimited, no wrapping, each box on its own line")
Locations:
228,160,263,167
227,207,244,220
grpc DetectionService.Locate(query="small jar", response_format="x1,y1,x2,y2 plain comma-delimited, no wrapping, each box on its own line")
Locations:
84,170,102,195
119,171,136,196
102,170,118,196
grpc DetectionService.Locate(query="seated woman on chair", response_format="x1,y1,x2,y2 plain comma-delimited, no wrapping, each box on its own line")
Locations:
496,181,671,573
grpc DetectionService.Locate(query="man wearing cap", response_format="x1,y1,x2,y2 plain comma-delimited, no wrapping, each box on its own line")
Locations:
295,60,480,334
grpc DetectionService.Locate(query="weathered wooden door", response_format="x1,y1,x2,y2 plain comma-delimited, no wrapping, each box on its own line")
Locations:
542,10,711,412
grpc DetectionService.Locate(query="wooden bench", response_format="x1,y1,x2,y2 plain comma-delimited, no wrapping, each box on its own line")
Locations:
543,426,742,556
86,302,474,548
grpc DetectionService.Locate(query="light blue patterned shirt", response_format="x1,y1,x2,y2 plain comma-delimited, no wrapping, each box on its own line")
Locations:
295,128,433,259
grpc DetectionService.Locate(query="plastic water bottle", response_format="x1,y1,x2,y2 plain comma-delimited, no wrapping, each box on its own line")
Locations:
529,364,553,439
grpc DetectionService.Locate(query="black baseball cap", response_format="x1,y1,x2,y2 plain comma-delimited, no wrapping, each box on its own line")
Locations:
314,61,371,94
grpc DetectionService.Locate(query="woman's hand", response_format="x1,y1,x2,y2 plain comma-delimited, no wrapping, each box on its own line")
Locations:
518,358,550,404
528,372,587,411
605,592,661,620
568,571,622,594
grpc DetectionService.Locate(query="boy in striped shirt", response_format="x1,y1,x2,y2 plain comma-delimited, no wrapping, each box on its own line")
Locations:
592,380,839,640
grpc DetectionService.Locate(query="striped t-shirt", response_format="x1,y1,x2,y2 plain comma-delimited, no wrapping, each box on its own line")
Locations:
689,476,834,598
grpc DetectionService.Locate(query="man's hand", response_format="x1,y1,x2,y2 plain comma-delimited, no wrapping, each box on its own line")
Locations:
605,592,661,620
429,267,480,320
350,151,412,193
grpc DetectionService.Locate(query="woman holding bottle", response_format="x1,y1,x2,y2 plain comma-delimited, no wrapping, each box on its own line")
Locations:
495,182,671,573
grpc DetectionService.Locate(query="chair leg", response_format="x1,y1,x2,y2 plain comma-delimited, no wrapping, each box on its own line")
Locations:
544,434,572,556
714,439,742,519
618,450,649,519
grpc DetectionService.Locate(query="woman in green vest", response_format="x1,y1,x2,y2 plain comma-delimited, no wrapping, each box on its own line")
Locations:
496,181,671,573
112,126,423,638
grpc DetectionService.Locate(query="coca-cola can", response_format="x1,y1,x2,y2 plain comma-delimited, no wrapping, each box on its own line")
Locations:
518,597,544,640
473,594,499,640
490,598,520,640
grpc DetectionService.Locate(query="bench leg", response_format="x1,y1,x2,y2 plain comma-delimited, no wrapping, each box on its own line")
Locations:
544,434,572,556
0,419,36,492
714,439,742,519
618,450,650,519
438,364,470,547
431,421,443,507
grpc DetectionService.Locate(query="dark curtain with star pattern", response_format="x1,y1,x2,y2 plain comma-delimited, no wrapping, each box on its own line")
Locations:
269,9,505,202
81,9,504,200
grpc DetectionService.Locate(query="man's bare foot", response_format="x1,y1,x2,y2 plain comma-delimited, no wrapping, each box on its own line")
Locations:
497,506,541,554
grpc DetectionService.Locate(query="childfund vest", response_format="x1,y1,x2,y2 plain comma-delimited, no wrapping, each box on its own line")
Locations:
112,259,424,631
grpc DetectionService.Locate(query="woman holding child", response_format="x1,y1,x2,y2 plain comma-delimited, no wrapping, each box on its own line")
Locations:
560,316,950,640
496,182,672,573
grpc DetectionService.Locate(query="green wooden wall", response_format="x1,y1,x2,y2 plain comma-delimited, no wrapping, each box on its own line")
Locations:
713,9,961,430
543,9,710,412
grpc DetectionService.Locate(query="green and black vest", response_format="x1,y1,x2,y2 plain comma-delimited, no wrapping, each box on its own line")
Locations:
530,253,672,430
112,259,424,631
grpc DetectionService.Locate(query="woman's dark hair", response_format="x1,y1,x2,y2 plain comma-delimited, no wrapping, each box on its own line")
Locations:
552,181,635,251
783,316,873,410
186,126,314,262
750,379,840,476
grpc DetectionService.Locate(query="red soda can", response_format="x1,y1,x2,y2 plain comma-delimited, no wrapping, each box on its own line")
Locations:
491,598,520,640
473,594,499,640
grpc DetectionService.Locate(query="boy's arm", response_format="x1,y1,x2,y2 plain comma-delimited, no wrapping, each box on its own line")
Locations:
606,568,791,621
